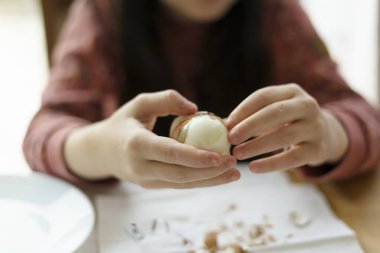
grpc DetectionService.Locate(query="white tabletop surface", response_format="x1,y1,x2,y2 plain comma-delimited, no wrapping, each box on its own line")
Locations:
79,164,363,253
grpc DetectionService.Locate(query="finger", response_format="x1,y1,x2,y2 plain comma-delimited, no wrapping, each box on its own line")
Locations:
248,144,314,173
140,169,241,189
226,84,301,129
139,132,226,168
229,99,306,145
233,122,309,160
125,90,198,119
142,156,237,183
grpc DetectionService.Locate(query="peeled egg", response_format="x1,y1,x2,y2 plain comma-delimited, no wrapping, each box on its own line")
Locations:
170,111,231,155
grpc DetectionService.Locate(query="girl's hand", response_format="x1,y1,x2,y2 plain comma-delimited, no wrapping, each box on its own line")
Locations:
226,84,348,173
65,90,239,189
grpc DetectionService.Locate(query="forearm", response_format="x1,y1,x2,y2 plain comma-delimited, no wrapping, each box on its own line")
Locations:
23,110,97,183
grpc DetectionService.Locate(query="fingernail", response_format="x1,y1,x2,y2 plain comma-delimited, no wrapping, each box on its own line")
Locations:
228,171,240,182
225,119,233,129
180,101,197,112
186,101,197,109
226,159,236,168
233,148,244,160
229,129,240,144
249,162,260,172
212,157,220,165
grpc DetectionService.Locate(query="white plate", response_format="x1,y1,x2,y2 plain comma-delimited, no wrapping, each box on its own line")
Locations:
0,172,94,253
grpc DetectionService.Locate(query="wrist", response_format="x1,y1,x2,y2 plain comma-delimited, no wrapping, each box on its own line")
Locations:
321,109,349,164
64,122,113,180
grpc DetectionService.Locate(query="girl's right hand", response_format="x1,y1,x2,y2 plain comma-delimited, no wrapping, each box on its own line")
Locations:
64,90,239,189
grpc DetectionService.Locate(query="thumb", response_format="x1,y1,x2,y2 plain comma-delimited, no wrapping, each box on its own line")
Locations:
124,90,197,120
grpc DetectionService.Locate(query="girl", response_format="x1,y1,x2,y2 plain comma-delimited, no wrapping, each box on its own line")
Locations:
24,0,380,188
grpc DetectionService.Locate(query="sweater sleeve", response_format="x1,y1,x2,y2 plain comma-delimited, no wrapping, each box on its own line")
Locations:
23,0,121,186
263,0,380,181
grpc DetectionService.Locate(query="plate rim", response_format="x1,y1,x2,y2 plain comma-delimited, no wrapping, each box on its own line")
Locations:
0,171,95,253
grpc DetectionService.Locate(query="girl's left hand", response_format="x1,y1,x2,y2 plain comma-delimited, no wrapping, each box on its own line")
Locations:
226,84,349,173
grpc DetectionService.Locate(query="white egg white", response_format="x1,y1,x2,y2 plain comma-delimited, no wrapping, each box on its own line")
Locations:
173,114,230,155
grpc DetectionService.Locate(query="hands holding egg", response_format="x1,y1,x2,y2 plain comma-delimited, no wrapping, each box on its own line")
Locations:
226,84,348,174
65,90,239,189
65,85,348,189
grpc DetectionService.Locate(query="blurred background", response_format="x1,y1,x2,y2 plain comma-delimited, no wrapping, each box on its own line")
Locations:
0,0,378,175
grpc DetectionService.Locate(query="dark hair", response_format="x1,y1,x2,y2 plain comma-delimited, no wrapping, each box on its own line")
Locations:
119,0,269,134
